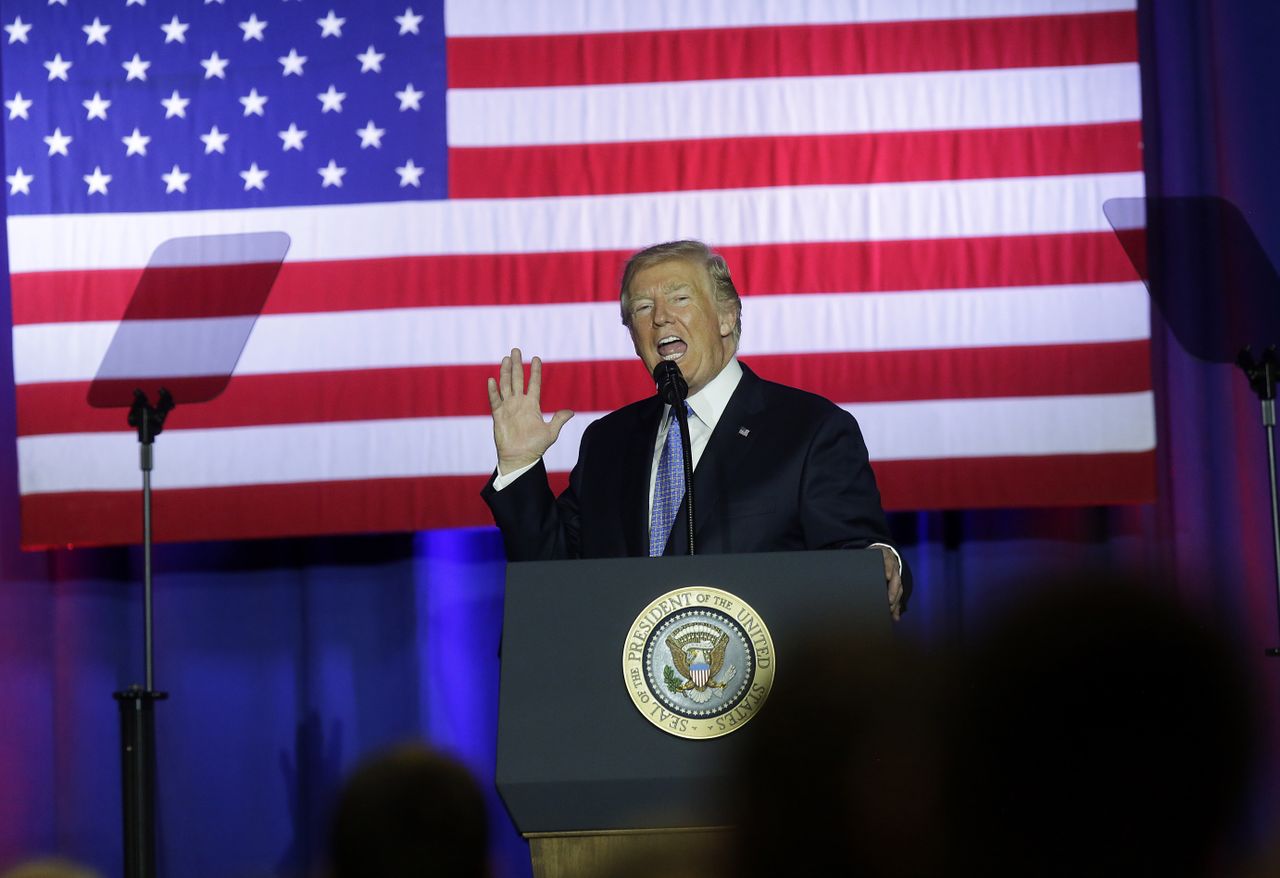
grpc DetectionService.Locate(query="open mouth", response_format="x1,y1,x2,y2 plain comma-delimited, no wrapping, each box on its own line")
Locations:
657,335,687,360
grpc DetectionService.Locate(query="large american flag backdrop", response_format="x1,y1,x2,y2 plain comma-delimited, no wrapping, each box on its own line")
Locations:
1,0,1152,549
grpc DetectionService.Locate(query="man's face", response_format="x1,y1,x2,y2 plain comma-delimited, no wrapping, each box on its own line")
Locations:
625,259,735,396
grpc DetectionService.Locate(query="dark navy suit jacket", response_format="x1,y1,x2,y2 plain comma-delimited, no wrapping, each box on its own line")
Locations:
482,364,908,603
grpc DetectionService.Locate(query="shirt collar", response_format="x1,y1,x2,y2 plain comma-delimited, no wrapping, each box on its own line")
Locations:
669,357,742,432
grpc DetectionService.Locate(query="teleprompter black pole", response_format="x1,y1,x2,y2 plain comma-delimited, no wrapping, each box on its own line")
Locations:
113,388,174,878
1236,347,1280,657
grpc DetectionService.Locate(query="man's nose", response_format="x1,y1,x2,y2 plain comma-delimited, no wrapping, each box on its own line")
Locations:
651,299,672,325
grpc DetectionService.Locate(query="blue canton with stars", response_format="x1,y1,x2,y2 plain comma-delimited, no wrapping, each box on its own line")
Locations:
0,0,448,214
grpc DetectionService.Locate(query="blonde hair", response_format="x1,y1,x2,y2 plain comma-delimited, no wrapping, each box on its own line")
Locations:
619,240,742,342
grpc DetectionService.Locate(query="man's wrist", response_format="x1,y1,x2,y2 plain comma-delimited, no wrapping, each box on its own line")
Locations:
870,542,902,573
497,455,540,476
492,458,539,491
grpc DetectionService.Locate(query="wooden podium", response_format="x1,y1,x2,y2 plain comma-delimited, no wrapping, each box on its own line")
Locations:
494,551,891,878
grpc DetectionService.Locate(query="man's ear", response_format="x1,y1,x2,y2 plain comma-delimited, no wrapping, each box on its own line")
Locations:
718,309,733,337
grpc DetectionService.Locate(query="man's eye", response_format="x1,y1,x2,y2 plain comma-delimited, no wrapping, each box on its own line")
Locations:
673,295,690,304
633,303,652,314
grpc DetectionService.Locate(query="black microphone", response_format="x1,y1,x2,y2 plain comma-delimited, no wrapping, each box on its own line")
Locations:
652,360,695,555
653,360,688,405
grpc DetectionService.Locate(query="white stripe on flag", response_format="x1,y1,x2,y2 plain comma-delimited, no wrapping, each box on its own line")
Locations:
444,0,1137,37
6,173,1145,273
447,64,1141,147
16,391,1156,494
12,282,1149,384
850,393,1155,462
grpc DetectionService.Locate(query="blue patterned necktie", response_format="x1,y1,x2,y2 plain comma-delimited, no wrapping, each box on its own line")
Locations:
649,403,690,557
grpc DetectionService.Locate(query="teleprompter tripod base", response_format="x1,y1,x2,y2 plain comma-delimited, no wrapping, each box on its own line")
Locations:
114,685,168,878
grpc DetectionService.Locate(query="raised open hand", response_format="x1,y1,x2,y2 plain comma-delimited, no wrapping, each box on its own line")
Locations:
487,348,574,474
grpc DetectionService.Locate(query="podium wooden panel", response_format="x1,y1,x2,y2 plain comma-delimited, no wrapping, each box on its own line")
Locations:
527,828,728,878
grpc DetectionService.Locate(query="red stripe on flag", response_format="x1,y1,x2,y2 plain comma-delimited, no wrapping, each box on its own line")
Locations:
449,123,1142,199
446,12,1138,88
873,450,1156,510
18,450,1155,549
10,233,1140,325
14,343,1151,436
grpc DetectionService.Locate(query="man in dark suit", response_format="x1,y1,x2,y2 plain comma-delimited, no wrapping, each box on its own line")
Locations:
481,241,908,618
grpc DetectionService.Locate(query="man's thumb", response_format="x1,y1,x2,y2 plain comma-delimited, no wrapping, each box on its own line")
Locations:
549,409,574,438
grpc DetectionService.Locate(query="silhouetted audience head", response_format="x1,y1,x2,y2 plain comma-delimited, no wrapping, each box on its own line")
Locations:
943,573,1256,877
728,634,946,878
328,742,488,878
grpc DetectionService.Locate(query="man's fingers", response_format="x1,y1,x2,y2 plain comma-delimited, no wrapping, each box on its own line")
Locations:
528,356,543,402
548,409,574,441
498,354,513,399
511,347,525,396
486,376,502,413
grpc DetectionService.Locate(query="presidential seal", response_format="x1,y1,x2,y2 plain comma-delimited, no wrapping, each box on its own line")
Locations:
622,586,776,739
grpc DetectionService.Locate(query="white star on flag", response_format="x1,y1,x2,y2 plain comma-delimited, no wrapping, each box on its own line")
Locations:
317,159,346,188
200,125,229,154
43,127,71,156
357,46,385,73
82,17,110,46
161,90,190,119
279,49,307,76
317,85,346,113
5,92,32,120
83,166,112,195
240,88,268,117
6,167,33,195
240,163,269,191
395,83,423,111
317,10,345,38
82,92,111,121
395,159,424,187
356,120,386,149
44,54,72,82
48,0,67,6
122,53,151,82
278,123,307,151
122,127,151,156
5,16,32,44
239,14,267,42
395,7,423,35
126,0,145,6
160,16,189,44
201,52,229,80
162,165,191,194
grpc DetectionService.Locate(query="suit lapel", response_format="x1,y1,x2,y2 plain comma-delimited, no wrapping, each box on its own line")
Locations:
624,396,665,556
663,365,766,555
693,365,765,536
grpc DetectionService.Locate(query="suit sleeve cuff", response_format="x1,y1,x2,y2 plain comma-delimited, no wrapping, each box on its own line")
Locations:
492,459,539,491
